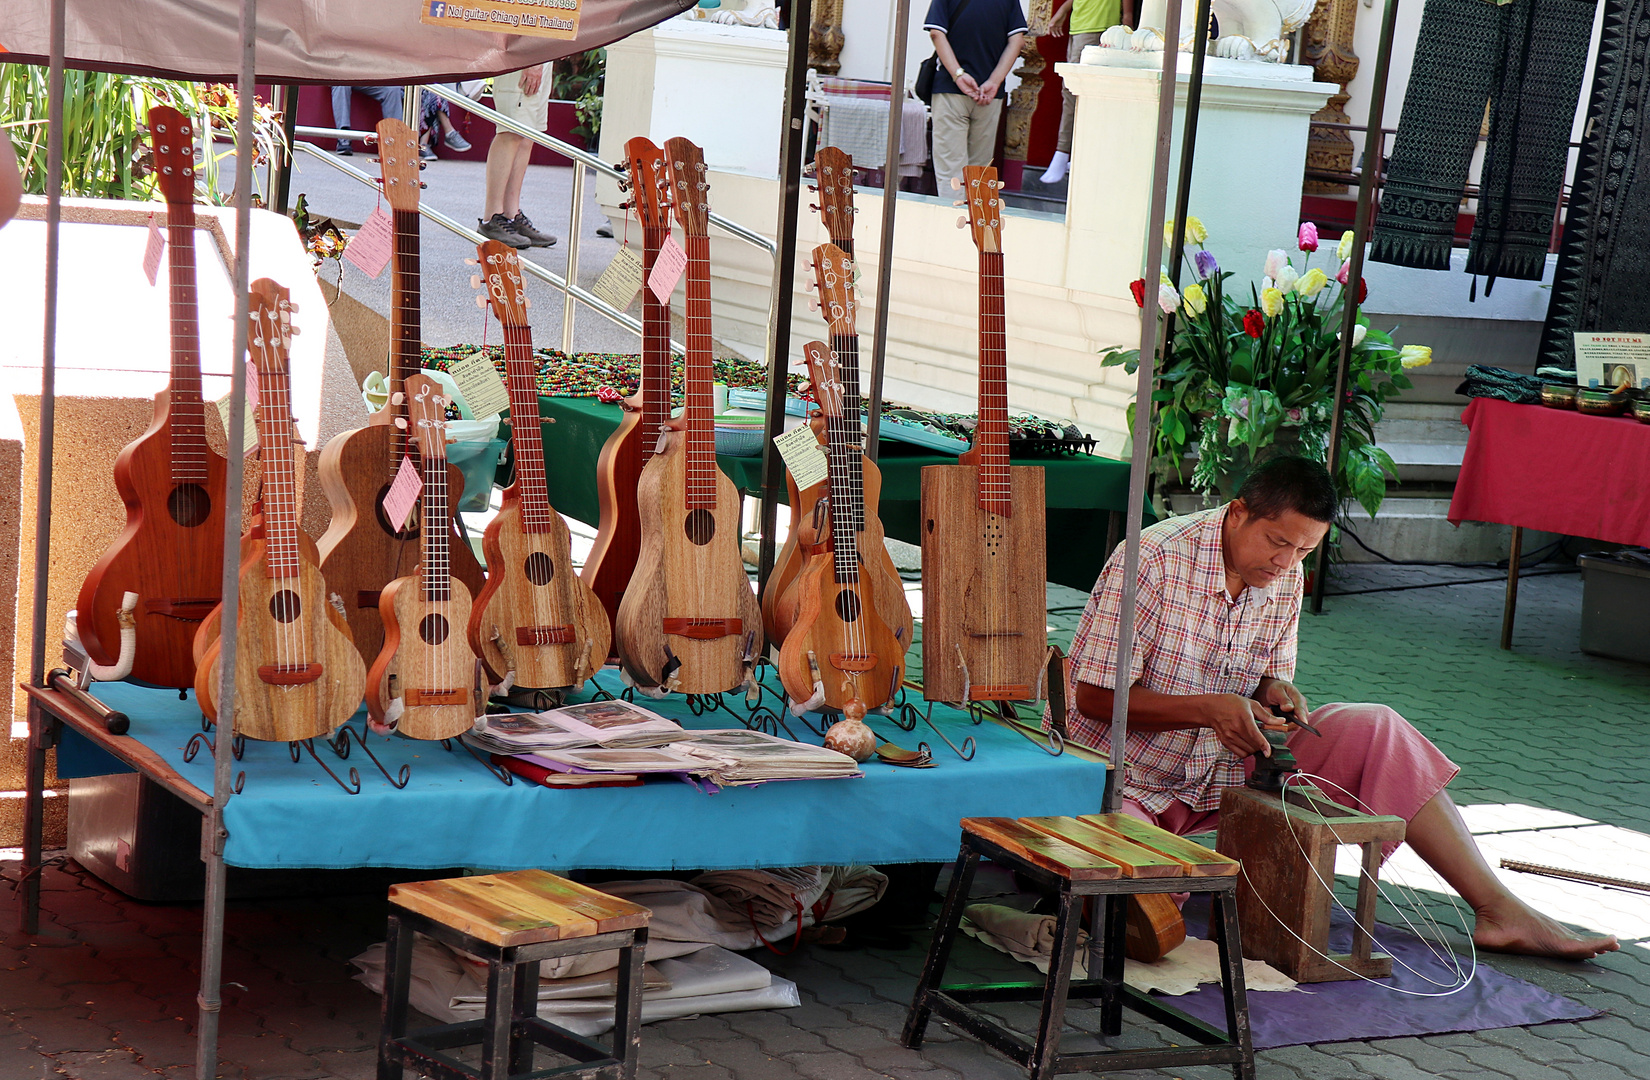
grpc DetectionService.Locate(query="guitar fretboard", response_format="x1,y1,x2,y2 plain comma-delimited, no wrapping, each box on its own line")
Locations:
826,333,866,532
166,200,208,483
391,208,422,469
256,359,301,580
502,325,553,534
976,250,1011,517
824,385,863,586
682,234,717,510
641,223,672,466
422,443,451,603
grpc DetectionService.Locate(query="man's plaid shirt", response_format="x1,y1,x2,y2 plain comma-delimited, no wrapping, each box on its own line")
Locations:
1063,505,1302,813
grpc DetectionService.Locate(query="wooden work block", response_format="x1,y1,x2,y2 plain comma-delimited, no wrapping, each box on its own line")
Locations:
961,817,1124,880
1216,785,1405,983
1076,813,1242,877
389,870,651,947
1023,816,1188,878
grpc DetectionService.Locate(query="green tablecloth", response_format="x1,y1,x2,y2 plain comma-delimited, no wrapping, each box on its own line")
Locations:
512,395,1144,593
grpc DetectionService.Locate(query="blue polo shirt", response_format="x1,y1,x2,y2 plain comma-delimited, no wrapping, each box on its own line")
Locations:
923,0,1029,100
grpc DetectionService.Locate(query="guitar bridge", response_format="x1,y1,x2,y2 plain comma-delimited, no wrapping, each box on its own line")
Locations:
828,653,878,673
405,688,468,706
662,618,742,640
258,663,322,686
517,625,576,646
145,597,219,621
970,684,1031,701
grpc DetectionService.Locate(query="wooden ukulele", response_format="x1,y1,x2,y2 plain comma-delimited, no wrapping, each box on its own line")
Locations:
77,105,228,690
764,243,912,650
920,166,1048,703
194,280,366,741
317,117,485,664
775,341,905,716
581,136,673,638
613,136,762,694
366,374,486,739
468,240,611,690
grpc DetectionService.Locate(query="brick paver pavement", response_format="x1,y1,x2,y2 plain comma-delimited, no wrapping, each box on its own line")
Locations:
4,564,1649,1078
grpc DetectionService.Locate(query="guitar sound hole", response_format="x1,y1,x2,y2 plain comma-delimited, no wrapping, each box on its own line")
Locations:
375,482,421,539
684,509,716,546
834,590,862,623
169,483,212,527
419,613,450,645
523,552,555,586
268,590,302,624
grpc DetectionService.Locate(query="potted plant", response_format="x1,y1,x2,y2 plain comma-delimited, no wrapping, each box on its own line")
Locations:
1102,220,1432,520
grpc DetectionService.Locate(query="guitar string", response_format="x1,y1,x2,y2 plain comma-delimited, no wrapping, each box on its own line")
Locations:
978,175,1009,688
679,163,714,636
501,309,555,647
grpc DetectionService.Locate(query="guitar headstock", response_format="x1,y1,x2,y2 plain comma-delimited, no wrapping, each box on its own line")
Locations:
248,278,292,377
477,239,528,329
810,242,856,337
405,373,450,462
148,105,197,206
625,136,672,232
813,146,855,249
664,136,710,239
802,341,843,420
376,118,423,213
957,165,1003,254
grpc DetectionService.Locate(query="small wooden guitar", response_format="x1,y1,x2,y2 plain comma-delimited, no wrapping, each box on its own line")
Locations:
581,136,675,640
194,280,366,741
775,342,905,717
77,105,228,689
366,375,486,739
614,136,762,694
468,239,611,690
920,166,1048,703
763,243,913,649
317,118,485,665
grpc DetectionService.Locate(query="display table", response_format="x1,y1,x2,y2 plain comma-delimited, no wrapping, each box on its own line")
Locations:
527,395,1143,593
1449,397,1650,646
44,671,1107,872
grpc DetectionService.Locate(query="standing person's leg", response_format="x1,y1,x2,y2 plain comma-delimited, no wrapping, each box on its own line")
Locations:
493,66,556,247
362,85,404,125
930,92,971,194
1042,31,1102,183
966,97,1003,169
330,86,354,154
480,130,530,246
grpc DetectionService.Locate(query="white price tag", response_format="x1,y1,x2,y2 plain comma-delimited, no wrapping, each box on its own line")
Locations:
447,353,510,418
591,245,646,311
774,423,828,491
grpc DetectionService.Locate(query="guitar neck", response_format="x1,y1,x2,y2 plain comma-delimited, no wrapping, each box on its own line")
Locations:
166,198,208,481
682,234,716,510
256,362,302,580
976,250,1011,516
502,325,552,533
422,445,452,602
641,223,672,464
826,332,867,532
390,208,421,465
824,395,863,585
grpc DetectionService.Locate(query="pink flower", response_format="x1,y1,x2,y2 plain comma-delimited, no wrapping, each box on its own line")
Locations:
1298,221,1319,252
1337,259,1351,285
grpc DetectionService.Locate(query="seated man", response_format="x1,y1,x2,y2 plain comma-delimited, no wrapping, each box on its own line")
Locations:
1064,455,1615,959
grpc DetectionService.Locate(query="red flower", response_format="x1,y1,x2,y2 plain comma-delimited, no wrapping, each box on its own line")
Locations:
1243,309,1264,338
1358,277,1368,304
1128,278,1147,308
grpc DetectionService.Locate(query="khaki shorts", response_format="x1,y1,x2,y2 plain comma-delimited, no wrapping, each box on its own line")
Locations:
491,67,553,131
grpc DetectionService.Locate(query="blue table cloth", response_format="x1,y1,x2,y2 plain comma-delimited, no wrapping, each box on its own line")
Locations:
55,673,1108,872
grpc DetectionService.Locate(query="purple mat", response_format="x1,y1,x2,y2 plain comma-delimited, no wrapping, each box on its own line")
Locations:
1165,897,1598,1048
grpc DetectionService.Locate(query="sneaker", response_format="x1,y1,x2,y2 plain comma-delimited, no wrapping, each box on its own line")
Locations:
419,144,437,161
335,141,353,156
478,213,531,249
443,129,472,153
1039,150,1070,185
510,211,558,248
596,221,614,239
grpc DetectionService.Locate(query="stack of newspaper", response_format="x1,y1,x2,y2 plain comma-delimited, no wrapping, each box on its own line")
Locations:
665,730,862,786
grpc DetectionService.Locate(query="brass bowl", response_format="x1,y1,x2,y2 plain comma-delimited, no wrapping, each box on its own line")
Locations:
1539,384,1579,409
1633,399,1650,424
1577,388,1630,416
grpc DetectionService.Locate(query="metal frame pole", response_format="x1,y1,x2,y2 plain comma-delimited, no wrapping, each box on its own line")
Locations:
864,0,914,459
1105,6,1194,814
196,1,257,1074
562,163,587,353
755,0,817,592
1309,0,1402,615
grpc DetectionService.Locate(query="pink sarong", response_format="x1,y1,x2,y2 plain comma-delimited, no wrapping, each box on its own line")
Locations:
1119,702,1460,861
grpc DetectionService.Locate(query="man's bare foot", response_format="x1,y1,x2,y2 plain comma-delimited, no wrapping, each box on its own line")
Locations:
1472,899,1619,959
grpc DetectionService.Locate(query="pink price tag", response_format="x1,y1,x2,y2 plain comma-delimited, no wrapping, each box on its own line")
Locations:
345,206,395,279
648,235,688,304
143,215,166,286
380,454,424,531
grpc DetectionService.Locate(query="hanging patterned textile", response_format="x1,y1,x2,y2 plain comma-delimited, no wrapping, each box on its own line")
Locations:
1538,0,1650,369
1369,0,1594,286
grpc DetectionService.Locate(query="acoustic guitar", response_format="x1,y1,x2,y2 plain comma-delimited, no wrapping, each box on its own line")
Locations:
317,118,485,665
581,136,674,637
764,242,912,649
77,105,228,689
920,166,1048,703
775,341,905,717
613,136,762,694
194,280,366,741
468,239,611,690
366,375,486,739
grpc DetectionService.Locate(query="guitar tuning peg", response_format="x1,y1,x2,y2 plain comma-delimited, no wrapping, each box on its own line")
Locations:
618,201,632,210
419,181,428,189
470,274,482,289
287,302,300,313
808,203,819,211
393,417,408,429
288,326,301,336
808,299,819,311
950,177,964,190
391,392,405,405
464,257,479,266
953,199,967,208
523,299,531,309
476,294,488,308
957,216,968,229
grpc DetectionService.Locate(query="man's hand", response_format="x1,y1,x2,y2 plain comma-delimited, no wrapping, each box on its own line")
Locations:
518,65,545,96
955,71,983,100
1254,677,1310,726
976,76,1003,103
1204,694,1287,758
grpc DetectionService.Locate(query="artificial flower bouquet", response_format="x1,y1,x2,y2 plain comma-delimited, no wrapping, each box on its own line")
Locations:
1103,219,1432,519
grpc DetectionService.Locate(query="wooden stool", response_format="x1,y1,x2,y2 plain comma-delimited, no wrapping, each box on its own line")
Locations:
903,816,1255,1080
378,870,651,1080
1217,784,1405,983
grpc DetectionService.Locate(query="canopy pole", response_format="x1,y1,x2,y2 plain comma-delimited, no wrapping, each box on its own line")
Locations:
756,0,817,593
196,0,257,1074
1310,0,1401,615
274,85,299,215
1105,4,1198,814
864,0,914,459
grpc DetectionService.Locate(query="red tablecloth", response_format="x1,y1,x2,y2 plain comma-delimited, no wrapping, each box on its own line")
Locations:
1449,397,1650,547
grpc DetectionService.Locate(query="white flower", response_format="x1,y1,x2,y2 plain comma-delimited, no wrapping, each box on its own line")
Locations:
1337,323,1368,347
1276,264,1300,293
1264,249,1288,280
